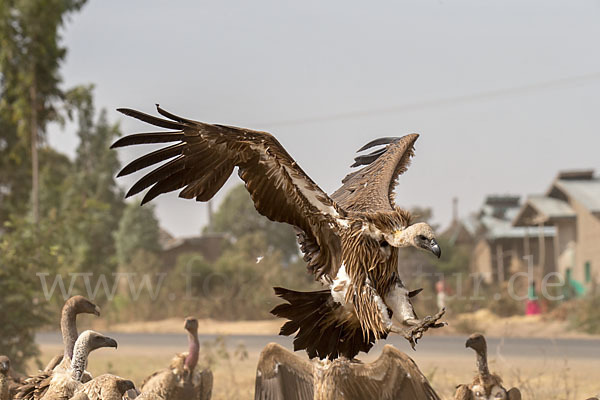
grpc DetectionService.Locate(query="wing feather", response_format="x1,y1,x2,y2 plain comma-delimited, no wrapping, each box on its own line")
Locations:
331,134,419,213
344,345,440,400
254,343,313,400
114,105,344,280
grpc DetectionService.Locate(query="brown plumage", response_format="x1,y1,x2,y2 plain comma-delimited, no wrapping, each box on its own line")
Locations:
44,296,101,374
72,374,135,400
15,297,101,400
454,334,521,400
138,318,212,400
113,105,445,359
16,331,118,400
254,343,440,400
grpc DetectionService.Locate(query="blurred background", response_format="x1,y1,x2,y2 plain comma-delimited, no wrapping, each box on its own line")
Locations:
1,1,599,399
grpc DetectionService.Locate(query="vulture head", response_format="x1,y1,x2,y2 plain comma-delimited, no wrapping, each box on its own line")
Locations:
366,213,441,258
67,295,101,317
0,356,9,375
114,378,136,396
75,330,118,354
184,317,199,333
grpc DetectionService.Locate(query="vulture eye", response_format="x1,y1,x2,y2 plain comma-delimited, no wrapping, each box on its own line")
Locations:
417,235,427,241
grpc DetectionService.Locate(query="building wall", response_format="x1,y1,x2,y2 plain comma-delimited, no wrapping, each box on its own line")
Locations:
471,239,493,283
471,235,556,285
571,200,600,284
553,219,577,278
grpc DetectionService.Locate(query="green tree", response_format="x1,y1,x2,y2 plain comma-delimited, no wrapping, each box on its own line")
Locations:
0,216,58,371
0,0,87,224
0,110,30,222
205,184,299,262
115,201,161,267
54,86,124,298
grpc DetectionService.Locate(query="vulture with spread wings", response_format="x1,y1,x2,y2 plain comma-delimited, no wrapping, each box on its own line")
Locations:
255,343,440,400
112,105,445,360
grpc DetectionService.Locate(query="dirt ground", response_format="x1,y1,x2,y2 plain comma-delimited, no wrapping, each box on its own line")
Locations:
106,309,598,340
31,340,599,400
75,312,599,399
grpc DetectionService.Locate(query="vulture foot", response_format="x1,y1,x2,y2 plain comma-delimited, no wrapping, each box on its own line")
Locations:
391,308,446,350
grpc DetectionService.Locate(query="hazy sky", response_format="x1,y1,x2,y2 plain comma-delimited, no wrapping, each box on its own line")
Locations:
48,0,600,237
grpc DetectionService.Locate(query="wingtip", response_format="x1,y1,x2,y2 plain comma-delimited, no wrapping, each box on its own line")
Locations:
356,137,399,153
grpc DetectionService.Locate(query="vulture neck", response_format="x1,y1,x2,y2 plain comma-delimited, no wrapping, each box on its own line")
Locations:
70,336,90,382
184,329,200,372
475,345,490,378
61,301,79,361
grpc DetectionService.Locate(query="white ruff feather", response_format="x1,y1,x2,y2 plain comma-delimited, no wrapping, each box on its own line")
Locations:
330,264,350,304
372,291,392,329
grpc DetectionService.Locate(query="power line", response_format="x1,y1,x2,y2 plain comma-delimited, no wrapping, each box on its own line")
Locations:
255,72,600,128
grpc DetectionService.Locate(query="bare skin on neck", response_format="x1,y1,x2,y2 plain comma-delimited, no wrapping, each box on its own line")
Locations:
183,318,199,373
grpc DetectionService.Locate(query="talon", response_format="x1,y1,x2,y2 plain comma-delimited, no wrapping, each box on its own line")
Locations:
391,308,447,349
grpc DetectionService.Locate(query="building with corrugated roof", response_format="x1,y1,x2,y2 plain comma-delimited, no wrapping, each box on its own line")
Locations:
467,195,556,284
442,195,556,285
514,170,600,290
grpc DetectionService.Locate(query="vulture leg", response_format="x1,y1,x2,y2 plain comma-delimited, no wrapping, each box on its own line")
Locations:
254,343,314,400
384,277,446,349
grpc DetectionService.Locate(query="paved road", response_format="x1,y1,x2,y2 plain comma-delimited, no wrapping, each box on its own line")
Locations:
36,332,600,360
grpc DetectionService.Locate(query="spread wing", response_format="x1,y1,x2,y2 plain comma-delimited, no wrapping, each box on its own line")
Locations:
331,134,419,213
113,105,344,279
343,345,440,400
254,343,313,400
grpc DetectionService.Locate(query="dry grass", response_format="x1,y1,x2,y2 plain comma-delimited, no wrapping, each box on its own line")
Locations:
28,339,600,400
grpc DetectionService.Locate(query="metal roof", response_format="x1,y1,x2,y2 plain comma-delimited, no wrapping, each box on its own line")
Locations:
528,195,575,218
554,178,600,214
512,195,575,227
480,214,555,239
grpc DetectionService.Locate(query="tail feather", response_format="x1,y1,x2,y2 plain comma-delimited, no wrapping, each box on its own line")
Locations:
271,287,384,360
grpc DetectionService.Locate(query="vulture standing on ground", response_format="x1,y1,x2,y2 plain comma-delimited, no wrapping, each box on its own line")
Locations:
16,296,101,400
137,317,212,400
16,331,117,400
454,334,521,400
113,105,445,360
254,342,440,400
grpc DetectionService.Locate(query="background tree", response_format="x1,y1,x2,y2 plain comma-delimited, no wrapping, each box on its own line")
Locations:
0,110,30,222
56,86,125,297
204,184,299,262
0,0,87,224
115,201,161,267
0,217,57,372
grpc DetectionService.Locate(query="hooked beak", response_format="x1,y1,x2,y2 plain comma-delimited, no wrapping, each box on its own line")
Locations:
104,337,118,349
430,239,441,258
0,361,9,373
93,305,101,317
